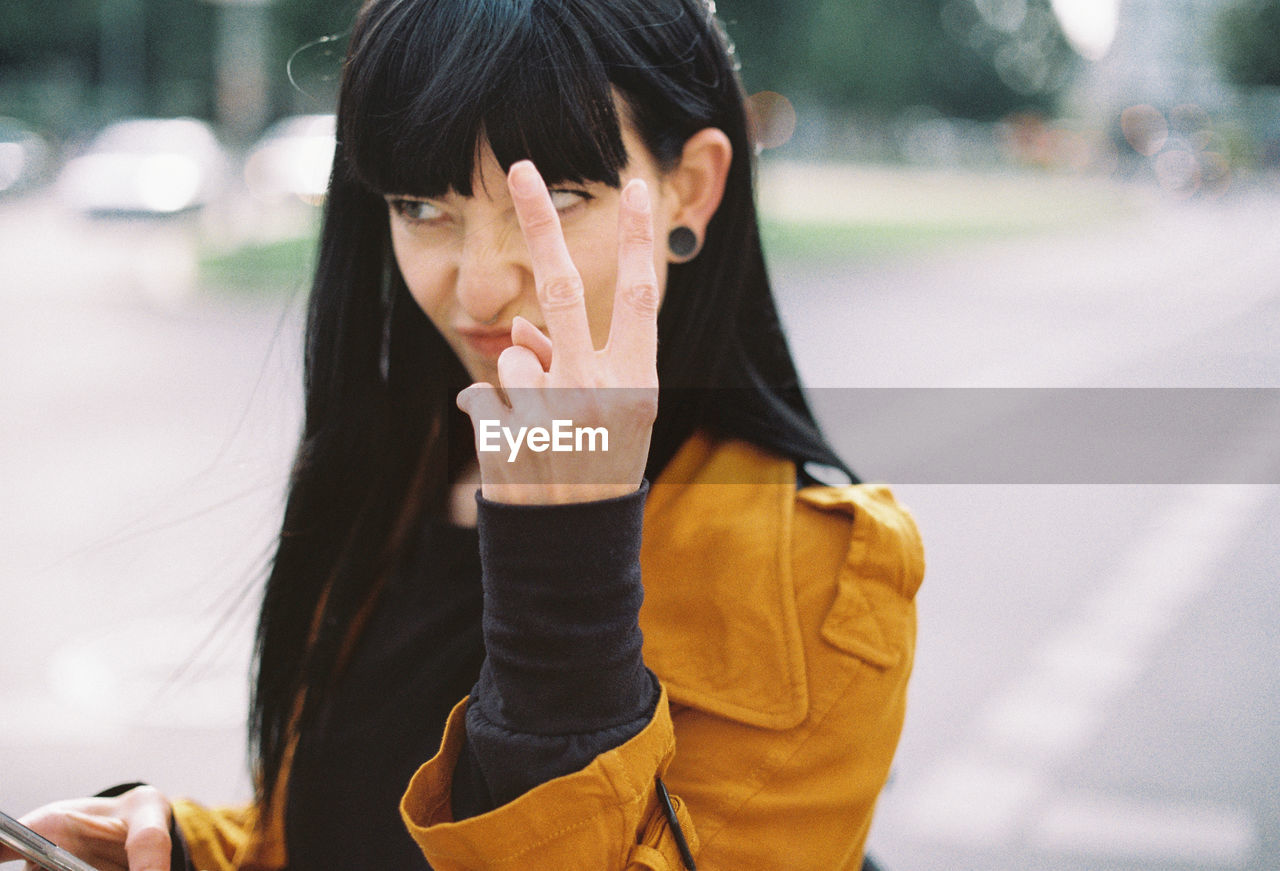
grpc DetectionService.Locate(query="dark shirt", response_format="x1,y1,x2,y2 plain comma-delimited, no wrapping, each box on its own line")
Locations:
286,519,485,871
285,485,657,870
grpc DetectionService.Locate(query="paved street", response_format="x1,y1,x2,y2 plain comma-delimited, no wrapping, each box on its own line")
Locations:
769,183,1280,870
0,196,304,811
1,171,1277,869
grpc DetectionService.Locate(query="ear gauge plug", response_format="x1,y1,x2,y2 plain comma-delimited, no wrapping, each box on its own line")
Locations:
667,226,700,261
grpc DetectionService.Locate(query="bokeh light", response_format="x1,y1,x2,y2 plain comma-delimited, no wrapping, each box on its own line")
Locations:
747,91,798,151
1121,105,1169,157
1120,102,1235,199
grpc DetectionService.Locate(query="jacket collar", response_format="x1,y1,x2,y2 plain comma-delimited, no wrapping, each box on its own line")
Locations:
639,432,809,730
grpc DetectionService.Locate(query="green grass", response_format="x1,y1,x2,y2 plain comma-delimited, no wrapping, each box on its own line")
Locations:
203,217,1031,292
760,217,1032,262
755,162,1149,263
198,167,1146,290
199,234,319,294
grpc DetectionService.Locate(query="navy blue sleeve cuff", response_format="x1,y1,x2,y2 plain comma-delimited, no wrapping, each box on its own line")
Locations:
452,482,660,817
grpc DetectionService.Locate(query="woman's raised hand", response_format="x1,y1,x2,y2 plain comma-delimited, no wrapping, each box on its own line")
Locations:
0,786,173,871
457,161,660,505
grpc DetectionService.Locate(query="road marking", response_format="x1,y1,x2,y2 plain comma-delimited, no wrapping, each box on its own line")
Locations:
1031,792,1256,867
976,484,1272,757
901,482,1273,849
901,757,1048,846
975,689,1103,760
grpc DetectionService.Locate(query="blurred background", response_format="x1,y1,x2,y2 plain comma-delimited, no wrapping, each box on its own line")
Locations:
1,0,1278,869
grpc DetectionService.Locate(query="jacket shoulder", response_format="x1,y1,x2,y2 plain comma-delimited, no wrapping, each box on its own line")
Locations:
641,437,924,730
797,483,925,599
796,483,924,668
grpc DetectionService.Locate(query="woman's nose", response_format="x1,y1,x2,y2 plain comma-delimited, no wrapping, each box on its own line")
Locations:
454,221,530,324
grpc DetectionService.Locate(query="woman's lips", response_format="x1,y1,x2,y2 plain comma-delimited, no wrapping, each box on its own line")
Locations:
457,327,514,359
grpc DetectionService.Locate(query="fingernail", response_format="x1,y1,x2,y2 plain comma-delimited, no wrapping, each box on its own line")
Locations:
625,179,649,211
509,162,538,196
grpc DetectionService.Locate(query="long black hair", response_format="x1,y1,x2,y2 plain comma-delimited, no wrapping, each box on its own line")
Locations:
250,0,851,809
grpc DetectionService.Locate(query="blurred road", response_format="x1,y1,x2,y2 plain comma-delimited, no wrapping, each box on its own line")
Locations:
0,194,304,812
2,173,1278,870
770,183,1280,870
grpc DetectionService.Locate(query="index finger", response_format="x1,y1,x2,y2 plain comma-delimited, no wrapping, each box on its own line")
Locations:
507,161,595,367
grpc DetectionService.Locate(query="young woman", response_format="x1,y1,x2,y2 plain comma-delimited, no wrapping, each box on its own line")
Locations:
2,1,922,869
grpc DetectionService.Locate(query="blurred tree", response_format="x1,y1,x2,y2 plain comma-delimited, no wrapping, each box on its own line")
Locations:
269,0,357,114
720,0,1077,121
1214,0,1280,87
0,1,101,133
806,0,937,112
714,0,807,93
928,0,1077,119
147,0,217,117
2,0,1079,137
0,0,355,136
0,2,98,72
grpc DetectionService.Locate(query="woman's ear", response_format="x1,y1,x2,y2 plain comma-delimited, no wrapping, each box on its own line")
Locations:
663,128,732,263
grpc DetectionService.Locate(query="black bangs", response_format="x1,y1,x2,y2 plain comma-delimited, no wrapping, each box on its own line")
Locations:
340,0,629,198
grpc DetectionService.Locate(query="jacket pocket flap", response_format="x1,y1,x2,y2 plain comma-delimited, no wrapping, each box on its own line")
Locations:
801,485,923,667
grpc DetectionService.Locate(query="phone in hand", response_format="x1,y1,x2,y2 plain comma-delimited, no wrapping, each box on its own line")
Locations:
0,809,101,871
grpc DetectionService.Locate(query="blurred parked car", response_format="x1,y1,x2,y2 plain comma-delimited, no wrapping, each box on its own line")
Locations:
0,117,53,197
243,114,335,205
57,118,228,216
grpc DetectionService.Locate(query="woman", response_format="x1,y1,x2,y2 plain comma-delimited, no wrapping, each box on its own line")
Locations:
2,1,922,869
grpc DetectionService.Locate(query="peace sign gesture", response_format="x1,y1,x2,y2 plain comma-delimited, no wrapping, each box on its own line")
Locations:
456,160,660,505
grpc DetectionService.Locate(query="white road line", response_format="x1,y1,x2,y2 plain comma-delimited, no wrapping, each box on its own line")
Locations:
975,690,1104,760
900,756,1049,846
902,482,1273,849
1031,792,1257,867
977,484,1274,759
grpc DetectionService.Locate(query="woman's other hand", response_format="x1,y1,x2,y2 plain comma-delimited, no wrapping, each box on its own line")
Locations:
0,786,173,871
457,161,660,505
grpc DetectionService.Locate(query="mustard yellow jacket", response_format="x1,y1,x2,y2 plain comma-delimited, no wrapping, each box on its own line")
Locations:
172,432,924,870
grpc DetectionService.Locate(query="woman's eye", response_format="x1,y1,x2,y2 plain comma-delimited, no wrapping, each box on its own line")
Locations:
388,198,444,224
549,189,591,212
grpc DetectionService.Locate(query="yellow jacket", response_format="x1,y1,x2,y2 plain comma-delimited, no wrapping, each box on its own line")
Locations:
172,432,923,870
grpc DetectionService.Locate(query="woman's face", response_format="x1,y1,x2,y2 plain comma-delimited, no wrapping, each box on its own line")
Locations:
386,124,678,385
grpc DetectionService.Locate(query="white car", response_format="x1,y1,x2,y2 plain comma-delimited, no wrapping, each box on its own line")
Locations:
243,114,336,204
57,118,228,215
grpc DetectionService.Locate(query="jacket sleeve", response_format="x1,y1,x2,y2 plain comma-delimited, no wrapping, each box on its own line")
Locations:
401,686,697,870
169,800,260,871
400,483,698,869
448,484,660,818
